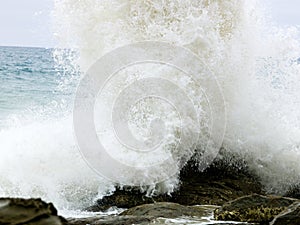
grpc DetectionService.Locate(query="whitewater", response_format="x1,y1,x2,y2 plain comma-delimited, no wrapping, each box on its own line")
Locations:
0,0,300,217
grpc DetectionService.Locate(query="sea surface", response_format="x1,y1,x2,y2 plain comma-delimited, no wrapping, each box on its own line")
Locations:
0,47,52,118
0,46,76,127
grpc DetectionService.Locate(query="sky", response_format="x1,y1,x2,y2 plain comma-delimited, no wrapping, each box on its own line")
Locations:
0,0,299,47
265,0,300,25
0,0,55,47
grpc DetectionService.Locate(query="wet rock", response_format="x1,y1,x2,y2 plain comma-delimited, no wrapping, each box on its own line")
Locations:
214,194,298,224
88,150,263,211
120,202,217,218
69,203,251,225
67,215,154,225
171,152,263,206
85,188,172,212
68,216,254,225
284,184,300,199
0,198,67,225
270,202,300,225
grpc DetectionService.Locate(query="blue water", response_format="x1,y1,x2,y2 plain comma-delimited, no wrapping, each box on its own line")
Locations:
0,46,74,127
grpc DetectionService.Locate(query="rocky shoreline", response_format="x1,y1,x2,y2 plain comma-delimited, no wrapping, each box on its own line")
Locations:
87,150,263,212
1,151,300,225
1,195,299,225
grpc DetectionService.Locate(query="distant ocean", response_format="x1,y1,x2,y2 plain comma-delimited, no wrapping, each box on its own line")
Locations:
0,46,73,127
0,46,100,212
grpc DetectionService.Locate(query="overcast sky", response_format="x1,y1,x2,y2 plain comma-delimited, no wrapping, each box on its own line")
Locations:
0,0,54,47
0,0,299,47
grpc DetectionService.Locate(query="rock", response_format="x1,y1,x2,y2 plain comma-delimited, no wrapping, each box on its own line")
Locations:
214,194,298,224
171,151,263,206
0,198,67,225
67,215,252,225
67,215,154,225
120,202,217,218
88,150,263,211
270,202,300,225
69,203,251,225
85,188,172,212
284,184,300,199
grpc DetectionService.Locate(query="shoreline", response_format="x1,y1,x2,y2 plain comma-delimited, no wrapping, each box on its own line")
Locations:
1,151,300,225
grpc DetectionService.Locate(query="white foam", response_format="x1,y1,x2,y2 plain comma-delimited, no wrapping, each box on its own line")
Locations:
0,0,300,212
53,0,300,194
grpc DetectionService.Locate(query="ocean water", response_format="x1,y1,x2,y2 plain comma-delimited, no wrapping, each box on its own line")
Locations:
0,46,111,211
0,47,58,124
0,0,300,224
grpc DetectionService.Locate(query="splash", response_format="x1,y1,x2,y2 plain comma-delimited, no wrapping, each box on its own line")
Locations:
0,0,299,211
53,0,300,194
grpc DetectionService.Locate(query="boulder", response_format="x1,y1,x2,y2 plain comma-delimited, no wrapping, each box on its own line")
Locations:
120,202,217,218
0,198,67,225
85,188,172,211
270,202,300,225
68,203,252,225
67,215,154,225
67,215,251,225
88,150,263,211
214,194,298,224
284,184,300,199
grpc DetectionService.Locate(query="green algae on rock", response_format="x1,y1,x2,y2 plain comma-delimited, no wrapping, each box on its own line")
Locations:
270,202,300,225
214,194,298,224
120,202,218,218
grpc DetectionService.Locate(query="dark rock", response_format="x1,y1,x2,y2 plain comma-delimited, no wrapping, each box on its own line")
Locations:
88,149,263,211
172,150,263,206
284,184,300,199
67,215,154,225
67,215,253,225
270,202,300,225
210,224,254,225
214,194,298,224
85,188,172,212
120,202,217,218
0,198,67,225
69,203,252,225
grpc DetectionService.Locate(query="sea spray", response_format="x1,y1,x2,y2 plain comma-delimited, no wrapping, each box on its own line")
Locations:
0,0,299,211
53,0,300,193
